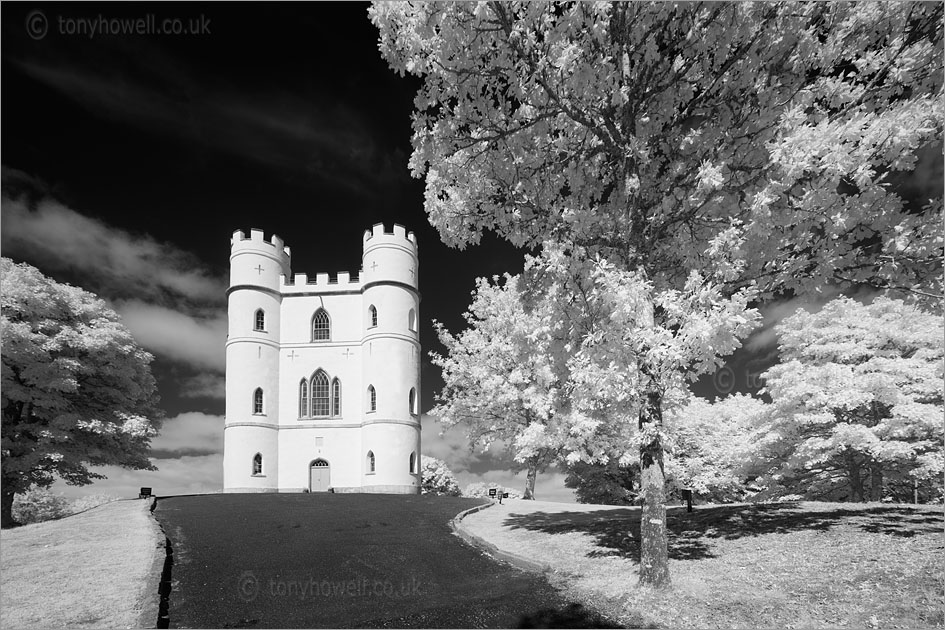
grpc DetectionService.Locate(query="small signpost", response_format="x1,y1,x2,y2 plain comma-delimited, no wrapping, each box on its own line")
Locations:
488,487,510,504
139,487,152,499
680,488,693,513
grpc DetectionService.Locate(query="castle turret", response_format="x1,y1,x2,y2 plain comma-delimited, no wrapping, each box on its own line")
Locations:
360,224,421,493
223,229,291,492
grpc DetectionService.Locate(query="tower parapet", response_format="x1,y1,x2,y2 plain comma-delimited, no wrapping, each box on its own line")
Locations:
230,229,291,292
362,223,418,289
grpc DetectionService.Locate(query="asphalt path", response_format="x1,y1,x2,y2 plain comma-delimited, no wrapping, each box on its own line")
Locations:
153,494,614,628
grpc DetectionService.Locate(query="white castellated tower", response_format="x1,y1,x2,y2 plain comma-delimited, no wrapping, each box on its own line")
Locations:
223,225,421,494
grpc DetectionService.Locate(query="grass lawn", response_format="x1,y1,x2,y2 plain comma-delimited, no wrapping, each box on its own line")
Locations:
462,499,944,629
0,499,163,629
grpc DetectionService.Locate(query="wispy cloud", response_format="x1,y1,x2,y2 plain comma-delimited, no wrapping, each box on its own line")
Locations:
1,185,224,306
149,412,223,459
421,414,514,475
2,171,227,374
113,300,226,371
178,374,226,400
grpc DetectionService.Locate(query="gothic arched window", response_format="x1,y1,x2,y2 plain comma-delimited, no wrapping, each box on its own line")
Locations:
367,450,376,473
369,305,378,328
254,309,265,332
408,308,416,332
409,452,417,474
311,370,330,417
253,388,264,414
367,385,376,412
312,308,330,341
299,378,309,417
332,378,342,416
252,453,263,476
409,387,418,416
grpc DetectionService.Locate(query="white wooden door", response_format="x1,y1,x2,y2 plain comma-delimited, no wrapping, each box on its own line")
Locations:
310,461,330,492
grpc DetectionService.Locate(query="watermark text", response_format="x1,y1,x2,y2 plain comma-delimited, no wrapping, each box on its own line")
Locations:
26,10,211,40
238,571,423,602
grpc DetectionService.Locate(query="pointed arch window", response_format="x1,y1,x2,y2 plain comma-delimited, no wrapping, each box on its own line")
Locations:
367,385,376,412
299,378,309,417
409,452,417,474
312,308,330,341
253,388,264,414
408,308,416,332
409,387,418,416
311,370,330,417
369,305,378,328
252,453,263,476
254,309,266,332
367,450,376,473
332,378,342,416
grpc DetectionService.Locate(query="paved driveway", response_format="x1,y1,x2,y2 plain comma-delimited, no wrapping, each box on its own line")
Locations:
153,494,603,628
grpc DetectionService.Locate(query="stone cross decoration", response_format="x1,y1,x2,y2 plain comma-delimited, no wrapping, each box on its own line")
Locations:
342,348,354,359
287,350,300,361
371,261,379,271
255,264,265,275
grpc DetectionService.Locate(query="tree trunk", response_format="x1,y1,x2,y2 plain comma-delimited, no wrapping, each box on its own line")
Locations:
523,461,538,500
1,484,17,529
868,464,883,502
848,453,863,502
638,384,670,588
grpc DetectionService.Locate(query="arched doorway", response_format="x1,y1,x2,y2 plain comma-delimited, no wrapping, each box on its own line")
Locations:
310,459,330,492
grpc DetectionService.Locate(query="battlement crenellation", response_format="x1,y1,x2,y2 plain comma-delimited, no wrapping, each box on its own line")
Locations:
231,229,292,259
280,270,362,290
362,223,417,249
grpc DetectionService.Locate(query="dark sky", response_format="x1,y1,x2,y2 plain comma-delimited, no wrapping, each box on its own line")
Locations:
2,2,527,415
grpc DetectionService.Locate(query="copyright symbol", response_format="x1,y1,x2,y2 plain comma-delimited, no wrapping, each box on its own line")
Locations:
713,366,734,395
238,571,259,602
26,10,48,40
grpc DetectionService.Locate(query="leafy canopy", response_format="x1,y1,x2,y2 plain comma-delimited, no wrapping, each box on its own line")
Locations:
664,394,768,502
753,296,944,500
1,258,161,496
430,273,563,468
420,455,462,496
371,1,943,301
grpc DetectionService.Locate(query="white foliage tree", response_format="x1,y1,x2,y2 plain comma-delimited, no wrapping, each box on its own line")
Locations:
663,394,769,503
431,274,563,499
420,455,462,496
753,297,944,502
372,1,943,585
1,259,161,527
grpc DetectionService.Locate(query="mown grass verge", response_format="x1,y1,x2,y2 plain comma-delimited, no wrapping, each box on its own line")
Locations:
0,499,163,629
462,499,944,629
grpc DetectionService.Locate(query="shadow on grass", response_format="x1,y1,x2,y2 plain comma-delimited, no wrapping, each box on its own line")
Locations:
516,603,624,628
503,503,943,562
